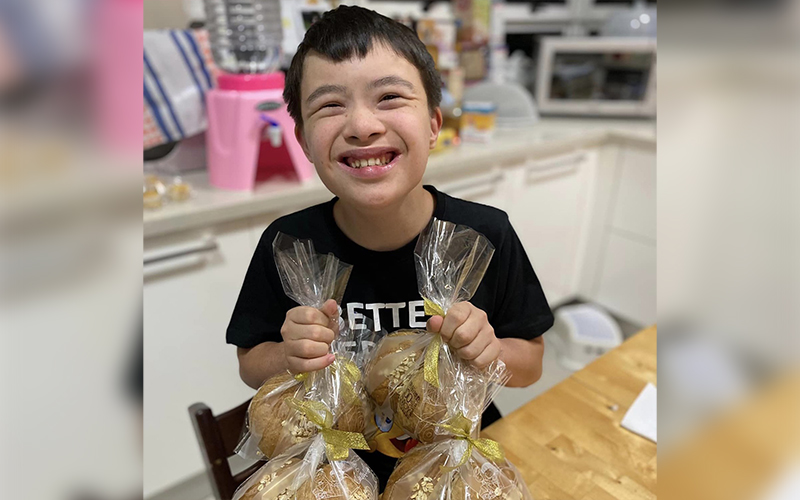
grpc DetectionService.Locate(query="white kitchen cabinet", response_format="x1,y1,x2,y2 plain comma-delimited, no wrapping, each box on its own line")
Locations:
612,146,657,240
437,168,509,212
594,232,657,325
143,220,258,498
579,143,657,326
505,150,596,306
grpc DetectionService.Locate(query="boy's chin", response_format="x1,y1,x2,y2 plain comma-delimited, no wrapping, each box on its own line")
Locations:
335,181,411,210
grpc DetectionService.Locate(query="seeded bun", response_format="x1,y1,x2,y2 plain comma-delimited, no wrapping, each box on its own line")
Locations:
296,463,376,500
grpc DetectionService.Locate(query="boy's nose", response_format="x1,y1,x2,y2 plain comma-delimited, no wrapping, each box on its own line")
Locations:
343,106,386,142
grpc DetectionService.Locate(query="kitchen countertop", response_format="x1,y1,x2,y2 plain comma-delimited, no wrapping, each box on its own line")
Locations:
143,118,656,239
482,326,658,500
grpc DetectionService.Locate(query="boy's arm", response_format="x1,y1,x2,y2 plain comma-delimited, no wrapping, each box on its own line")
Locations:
498,336,544,388
237,342,289,389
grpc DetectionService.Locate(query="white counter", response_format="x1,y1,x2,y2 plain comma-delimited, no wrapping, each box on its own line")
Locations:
143,118,656,239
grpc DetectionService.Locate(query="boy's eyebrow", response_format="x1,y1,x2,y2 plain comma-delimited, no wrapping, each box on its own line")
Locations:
306,84,348,105
305,76,415,106
368,75,415,91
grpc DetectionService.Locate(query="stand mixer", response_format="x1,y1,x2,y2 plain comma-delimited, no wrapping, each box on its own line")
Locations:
204,0,315,190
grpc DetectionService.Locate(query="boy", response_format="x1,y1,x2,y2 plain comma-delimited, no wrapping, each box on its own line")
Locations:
227,5,553,490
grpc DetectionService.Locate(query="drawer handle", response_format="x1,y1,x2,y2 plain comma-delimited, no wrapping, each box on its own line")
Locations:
143,253,208,279
442,172,503,193
526,152,586,173
144,237,218,265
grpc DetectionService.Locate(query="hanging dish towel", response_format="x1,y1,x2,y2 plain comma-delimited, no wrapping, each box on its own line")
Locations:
143,29,217,149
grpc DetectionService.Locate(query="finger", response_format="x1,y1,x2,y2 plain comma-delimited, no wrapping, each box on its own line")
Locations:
438,303,471,341
426,315,444,334
287,353,335,374
305,325,335,344
456,327,494,360
320,299,339,319
471,340,502,369
287,306,329,326
281,320,334,343
448,311,487,349
290,339,331,359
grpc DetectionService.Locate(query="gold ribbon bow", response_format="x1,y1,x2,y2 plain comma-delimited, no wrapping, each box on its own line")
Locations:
285,398,370,461
423,298,446,388
438,414,505,472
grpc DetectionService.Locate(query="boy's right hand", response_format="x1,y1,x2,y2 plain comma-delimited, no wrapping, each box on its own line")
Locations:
281,298,339,374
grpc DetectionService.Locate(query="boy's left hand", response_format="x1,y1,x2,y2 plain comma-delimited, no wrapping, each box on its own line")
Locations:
426,302,502,369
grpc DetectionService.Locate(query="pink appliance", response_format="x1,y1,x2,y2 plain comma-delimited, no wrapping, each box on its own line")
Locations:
205,72,315,190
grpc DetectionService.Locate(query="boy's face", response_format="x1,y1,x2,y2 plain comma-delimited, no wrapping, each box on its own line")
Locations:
295,44,442,209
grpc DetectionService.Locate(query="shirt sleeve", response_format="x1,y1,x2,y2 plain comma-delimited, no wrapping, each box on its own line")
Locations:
490,219,554,340
226,228,294,349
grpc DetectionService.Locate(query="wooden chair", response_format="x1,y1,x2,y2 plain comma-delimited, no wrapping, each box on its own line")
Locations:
189,399,262,500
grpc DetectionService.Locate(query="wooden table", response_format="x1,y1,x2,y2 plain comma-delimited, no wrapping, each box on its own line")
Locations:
482,326,657,500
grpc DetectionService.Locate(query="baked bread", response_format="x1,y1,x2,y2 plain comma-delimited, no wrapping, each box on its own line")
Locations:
296,463,376,500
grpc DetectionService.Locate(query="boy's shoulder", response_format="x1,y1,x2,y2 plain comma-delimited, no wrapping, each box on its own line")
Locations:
437,189,513,246
258,199,334,246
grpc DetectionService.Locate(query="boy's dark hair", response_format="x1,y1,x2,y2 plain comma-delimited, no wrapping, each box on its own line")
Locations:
283,5,441,128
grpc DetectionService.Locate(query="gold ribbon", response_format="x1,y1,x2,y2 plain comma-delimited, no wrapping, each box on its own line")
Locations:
438,414,505,472
331,358,362,406
294,371,313,390
423,298,446,388
285,398,370,461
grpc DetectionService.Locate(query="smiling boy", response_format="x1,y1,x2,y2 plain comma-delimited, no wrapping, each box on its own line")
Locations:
227,5,553,489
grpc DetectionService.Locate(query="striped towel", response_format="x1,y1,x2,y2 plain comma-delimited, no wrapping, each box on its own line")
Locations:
143,29,218,150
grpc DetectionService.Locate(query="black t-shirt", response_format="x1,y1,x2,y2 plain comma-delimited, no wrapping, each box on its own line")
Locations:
227,185,554,489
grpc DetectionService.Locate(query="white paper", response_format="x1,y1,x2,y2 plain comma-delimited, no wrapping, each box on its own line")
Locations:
621,382,657,443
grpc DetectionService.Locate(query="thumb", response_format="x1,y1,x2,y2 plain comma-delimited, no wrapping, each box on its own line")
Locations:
321,299,339,319
426,315,444,335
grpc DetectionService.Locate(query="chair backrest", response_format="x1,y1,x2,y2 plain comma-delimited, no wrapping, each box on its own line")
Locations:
189,399,262,500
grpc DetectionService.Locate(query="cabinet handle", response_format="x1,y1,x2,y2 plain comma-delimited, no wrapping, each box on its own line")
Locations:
144,237,218,265
143,253,208,279
525,152,585,183
441,172,503,198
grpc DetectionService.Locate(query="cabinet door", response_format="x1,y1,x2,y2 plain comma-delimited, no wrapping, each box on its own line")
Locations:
612,147,657,240
143,220,258,497
437,169,509,212
594,232,657,325
506,151,595,306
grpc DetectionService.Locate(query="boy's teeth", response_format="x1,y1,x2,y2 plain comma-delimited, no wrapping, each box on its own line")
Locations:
349,154,392,168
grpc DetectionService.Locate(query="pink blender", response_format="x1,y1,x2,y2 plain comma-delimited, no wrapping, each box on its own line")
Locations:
204,0,314,190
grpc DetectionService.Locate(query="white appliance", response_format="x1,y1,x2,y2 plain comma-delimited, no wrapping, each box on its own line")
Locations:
536,37,656,117
550,304,623,371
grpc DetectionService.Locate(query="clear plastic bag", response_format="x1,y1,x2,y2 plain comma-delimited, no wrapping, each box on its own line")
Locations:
364,218,507,443
236,233,370,460
365,217,532,499
381,437,532,500
233,399,379,500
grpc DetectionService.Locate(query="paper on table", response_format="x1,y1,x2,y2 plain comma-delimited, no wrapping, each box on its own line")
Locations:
621,382,657,443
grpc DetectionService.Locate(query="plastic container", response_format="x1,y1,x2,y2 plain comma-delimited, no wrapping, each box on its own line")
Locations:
203,0,283,73
460,101,497,143
550,304,623,370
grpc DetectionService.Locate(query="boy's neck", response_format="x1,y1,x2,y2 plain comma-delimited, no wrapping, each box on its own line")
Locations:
332,184,435,252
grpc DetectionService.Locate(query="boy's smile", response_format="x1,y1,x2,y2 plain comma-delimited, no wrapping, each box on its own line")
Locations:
295,43,442,208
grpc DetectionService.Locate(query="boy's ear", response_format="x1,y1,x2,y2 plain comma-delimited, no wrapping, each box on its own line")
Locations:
429,107,443,150
294,124,313,162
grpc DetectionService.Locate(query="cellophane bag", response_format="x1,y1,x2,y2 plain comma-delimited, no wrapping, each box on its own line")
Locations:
364,218,507,443
233,381,379,500
235,233,370,460
381,356,532,500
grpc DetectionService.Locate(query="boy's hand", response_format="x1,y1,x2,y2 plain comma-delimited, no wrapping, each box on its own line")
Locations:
426,302,502,369
280,299,339,374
